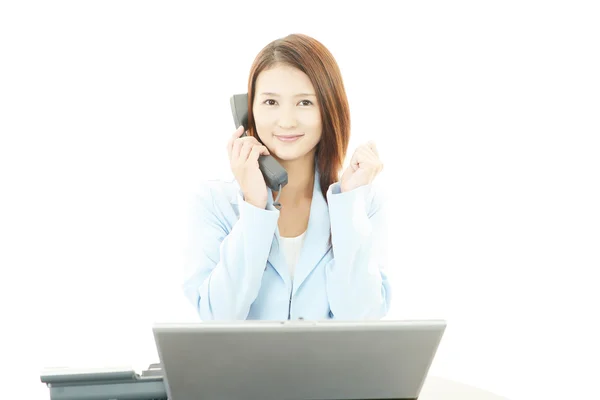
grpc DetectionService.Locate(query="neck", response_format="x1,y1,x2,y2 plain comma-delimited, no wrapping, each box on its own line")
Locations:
272,152,316,207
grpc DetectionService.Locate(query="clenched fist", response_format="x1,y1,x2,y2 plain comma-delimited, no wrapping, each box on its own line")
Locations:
340,141,384,193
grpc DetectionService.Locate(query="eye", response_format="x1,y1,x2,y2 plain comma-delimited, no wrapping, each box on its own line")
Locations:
262,99,313,106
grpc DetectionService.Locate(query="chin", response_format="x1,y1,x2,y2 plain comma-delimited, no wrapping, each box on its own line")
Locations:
273,149,315,163
273,152,301,162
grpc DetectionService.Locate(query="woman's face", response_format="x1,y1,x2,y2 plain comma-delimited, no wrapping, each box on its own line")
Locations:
252,64,322,163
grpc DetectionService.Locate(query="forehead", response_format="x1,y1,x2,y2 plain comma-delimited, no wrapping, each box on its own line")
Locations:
255,64,315,94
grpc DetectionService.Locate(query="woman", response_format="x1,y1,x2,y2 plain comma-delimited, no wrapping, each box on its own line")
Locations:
183,33,391,321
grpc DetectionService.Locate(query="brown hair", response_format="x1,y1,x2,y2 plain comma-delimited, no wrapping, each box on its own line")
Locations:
246,33,351,201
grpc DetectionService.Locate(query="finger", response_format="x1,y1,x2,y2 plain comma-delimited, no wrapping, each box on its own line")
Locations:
368,145,384,172
231,125,245,140
250,144,270,159
258,144,270,156
349,150,360,171
359,146,382,168
237,136,261,146
231,138,244,163
227,137,233,160
238,140,254,163
355,147,382,171
367,141,379,157
227,126,245,159
248,145,270,165
356,147,377,164
359,144,378,161
233,137,262,162
349,144,378,171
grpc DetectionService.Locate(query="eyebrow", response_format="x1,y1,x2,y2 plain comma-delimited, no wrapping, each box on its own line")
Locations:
259,92,316,97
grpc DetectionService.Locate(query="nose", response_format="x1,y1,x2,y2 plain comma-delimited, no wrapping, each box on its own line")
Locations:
277,106,297,129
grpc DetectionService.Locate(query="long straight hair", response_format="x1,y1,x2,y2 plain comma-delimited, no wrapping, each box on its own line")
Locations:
246,33,351,201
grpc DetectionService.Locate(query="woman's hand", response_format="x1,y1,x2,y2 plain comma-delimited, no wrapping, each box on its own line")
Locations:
340,141,384,193
227,126,271,209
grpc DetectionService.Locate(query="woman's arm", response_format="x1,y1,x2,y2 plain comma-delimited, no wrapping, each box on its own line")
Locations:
182,183,279,320
325,182,392,319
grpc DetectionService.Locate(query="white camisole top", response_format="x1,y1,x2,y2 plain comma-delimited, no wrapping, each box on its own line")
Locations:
279,231,307,280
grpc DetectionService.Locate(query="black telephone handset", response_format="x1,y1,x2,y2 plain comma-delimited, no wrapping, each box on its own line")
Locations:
229,93,288,197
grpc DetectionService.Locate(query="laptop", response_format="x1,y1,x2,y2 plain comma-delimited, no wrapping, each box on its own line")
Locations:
152,319,446,400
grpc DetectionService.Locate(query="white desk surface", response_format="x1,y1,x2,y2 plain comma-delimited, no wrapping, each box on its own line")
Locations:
419,376,509,400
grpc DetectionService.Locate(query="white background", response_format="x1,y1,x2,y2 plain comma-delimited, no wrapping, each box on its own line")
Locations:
1,1,599,399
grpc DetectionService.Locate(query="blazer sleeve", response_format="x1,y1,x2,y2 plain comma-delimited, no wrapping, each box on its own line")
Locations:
182,182,279,320
325,181,392,319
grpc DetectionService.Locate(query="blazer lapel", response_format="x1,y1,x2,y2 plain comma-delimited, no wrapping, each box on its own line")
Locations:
266,202,290,287
264,186,291,287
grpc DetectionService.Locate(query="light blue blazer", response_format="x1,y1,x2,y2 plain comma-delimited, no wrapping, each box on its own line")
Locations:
182,168,391,321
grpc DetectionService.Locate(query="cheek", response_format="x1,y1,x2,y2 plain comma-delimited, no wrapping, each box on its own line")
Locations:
253,113,274,140
299,112,322,132
253,107,272,124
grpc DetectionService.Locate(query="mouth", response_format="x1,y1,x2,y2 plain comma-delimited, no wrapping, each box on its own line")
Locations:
275,133,304,142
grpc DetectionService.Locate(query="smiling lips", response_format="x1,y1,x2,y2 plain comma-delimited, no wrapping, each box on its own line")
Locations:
275,134,304,142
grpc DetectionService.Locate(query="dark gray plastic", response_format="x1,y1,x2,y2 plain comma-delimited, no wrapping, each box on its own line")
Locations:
40,364,167,400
